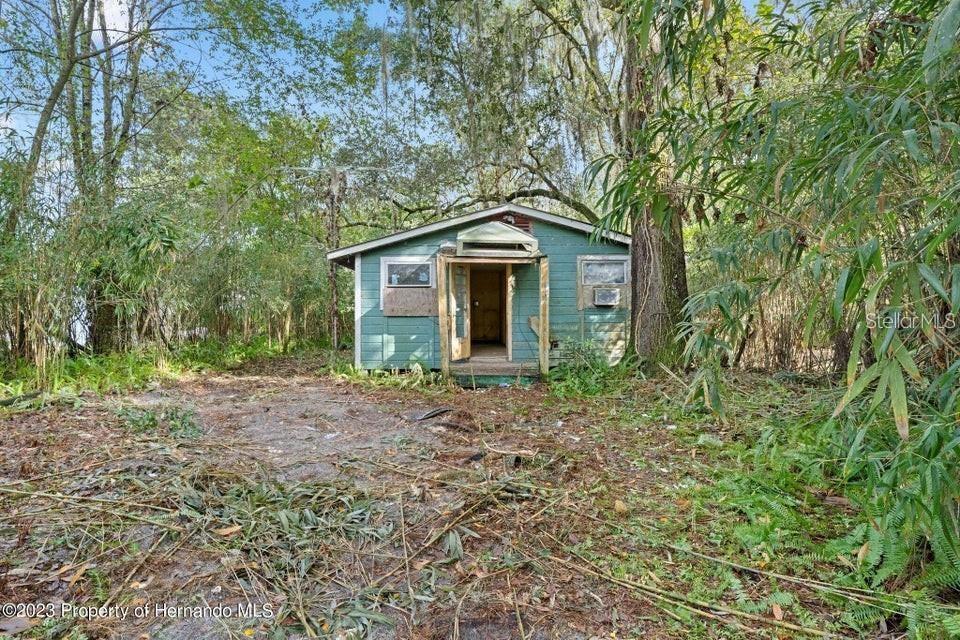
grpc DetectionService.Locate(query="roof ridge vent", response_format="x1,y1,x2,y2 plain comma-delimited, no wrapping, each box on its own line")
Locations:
455,221,539,257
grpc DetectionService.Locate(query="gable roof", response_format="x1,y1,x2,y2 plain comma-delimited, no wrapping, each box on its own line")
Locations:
456,220,537,243
327,203,630,266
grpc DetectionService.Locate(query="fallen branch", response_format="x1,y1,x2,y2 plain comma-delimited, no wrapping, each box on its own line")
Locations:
0,485,176,513
540,533,834,638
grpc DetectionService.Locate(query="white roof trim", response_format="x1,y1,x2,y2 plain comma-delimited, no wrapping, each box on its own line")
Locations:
327,203,629,262
456,220,537,242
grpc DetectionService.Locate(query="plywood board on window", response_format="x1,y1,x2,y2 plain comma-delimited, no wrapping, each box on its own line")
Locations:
383,287,438,317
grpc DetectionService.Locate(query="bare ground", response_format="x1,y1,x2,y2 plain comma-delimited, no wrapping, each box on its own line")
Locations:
0,357,846,639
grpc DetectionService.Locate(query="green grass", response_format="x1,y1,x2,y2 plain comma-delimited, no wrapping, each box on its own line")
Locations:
174,336,326,371
0,336,328,399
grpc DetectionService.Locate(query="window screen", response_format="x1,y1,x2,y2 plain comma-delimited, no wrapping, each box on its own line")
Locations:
386,262,433,287
582,260,627,285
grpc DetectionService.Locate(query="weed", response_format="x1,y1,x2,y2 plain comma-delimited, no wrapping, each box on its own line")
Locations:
117,406,160,433
327,356,446,390
87,568,110,604
33,618,89,640
116,404,202,438
547,340,634,398
164,406,202,438
176,336,289,370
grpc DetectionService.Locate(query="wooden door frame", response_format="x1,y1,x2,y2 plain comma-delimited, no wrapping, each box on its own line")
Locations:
438,254,450,375
538,256,549,375
468,265,508,347
506,264,513,362
439,256,533,375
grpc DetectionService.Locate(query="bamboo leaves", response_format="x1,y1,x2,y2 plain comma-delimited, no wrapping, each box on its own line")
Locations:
952,265,960,313
902,129,925,163
919,264,950,304
923,0,960,85
834,361,882,417
835,358,912,440
834,238,880,322
636,0,657,51
888,362,909,439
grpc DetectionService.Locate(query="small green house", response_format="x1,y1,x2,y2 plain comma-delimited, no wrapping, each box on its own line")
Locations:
327,203,631,378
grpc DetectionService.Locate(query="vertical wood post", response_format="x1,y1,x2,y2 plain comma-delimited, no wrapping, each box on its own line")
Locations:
539,257,550,375
506,264,514,362
353,255,362,368
437,255,450,376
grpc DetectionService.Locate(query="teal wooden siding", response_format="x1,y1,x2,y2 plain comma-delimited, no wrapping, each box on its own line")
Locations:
511,224,628,365
356,219,628,370
359,235,443,369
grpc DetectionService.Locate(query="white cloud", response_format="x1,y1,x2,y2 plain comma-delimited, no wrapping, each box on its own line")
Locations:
97,0,135,37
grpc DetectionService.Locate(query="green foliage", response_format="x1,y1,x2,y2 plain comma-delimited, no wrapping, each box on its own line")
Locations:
117,405,202,438
662,382,960,636
597,0,960,610
755,403,960,632
547,340,635,398
0,339,324,401
32,618,89,640
60,352,174,392
165,406,203,439
87,569,110,605
326,357,446,390
175,337,324,371
117,406,160,433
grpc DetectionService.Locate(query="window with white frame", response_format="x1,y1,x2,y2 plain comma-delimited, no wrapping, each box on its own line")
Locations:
581,257,628,285
383,258,435,287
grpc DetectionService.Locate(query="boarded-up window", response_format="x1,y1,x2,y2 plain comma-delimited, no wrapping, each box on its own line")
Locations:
582,260,627,285
380,256,438,316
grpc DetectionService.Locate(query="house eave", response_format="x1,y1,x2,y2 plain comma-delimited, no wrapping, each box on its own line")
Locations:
326,203,630,263
330,254,356,269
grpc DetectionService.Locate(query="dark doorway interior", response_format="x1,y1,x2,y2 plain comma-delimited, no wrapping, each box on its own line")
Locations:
470,265,506,351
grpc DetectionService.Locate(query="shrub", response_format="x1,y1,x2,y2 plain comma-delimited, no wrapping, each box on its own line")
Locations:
547,340,633,398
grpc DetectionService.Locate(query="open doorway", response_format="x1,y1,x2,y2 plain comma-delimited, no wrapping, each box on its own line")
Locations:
469,264,507,360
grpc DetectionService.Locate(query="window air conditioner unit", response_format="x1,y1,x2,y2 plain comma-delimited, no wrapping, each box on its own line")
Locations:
593,287,621,307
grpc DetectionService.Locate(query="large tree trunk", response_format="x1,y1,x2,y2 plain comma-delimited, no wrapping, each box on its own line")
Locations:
88,291,118,353
631,205,689,360
622,29,690,363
